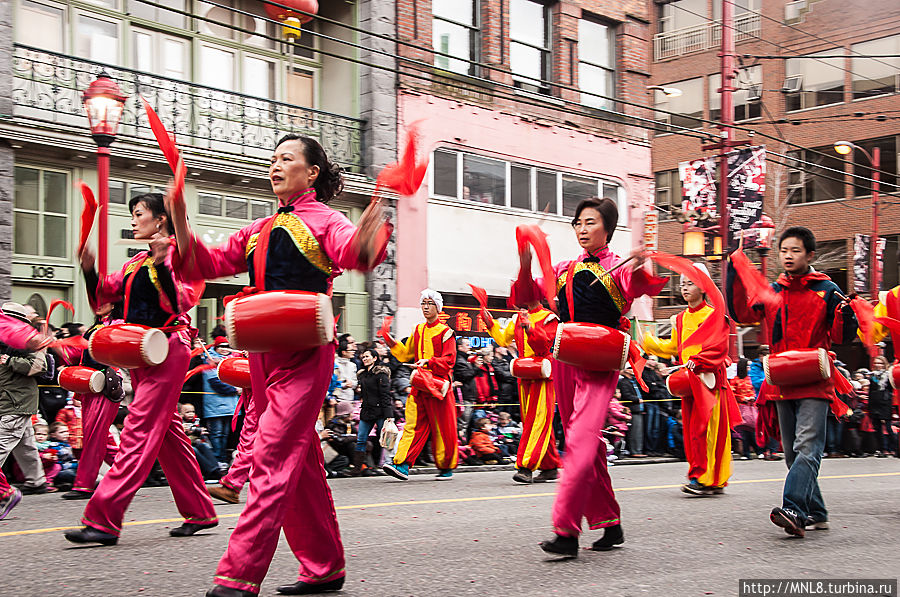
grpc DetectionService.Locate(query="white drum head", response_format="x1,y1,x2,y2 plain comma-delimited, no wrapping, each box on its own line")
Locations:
540,358,552,378
224,299,238,348
817,348,831,380
88,370,106,394
141,329,169,366
316,294,335,344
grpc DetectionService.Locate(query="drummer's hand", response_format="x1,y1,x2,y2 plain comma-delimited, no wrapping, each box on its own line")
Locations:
79,245,96,272
149,232,171,265
684,360,696,371
629,246,646,270
414,359,429,368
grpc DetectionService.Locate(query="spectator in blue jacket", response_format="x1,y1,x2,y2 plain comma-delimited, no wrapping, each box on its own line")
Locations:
748,344,769,396
200,337,240,465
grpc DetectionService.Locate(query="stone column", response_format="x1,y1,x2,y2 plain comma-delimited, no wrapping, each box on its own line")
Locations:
0,0,14,301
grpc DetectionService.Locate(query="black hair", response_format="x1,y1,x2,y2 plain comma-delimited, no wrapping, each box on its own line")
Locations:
571,197,618,243
274,134,345,203
337,333,352,355
128,193,173,235
361,347,379,361
779,226,816,254
62,323,84,337
736,358,748,378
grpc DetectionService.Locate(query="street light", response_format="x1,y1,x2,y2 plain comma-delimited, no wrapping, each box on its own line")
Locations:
750,213,776,279
82,72,126,280
833,140,881,300
647,85,683,97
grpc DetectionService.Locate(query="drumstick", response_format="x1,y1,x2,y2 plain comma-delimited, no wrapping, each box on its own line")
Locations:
589,255,636,286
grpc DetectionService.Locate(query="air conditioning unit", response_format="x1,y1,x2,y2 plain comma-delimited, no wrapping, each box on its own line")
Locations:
781,75,803,93
747,84,762,102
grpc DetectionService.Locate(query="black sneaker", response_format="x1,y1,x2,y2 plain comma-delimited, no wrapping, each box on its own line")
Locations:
770,507,805,538
590,524,624,551
539,534,578,558
681,480,713,496
512,468,533,484
804,516,829,530
534,468,559,482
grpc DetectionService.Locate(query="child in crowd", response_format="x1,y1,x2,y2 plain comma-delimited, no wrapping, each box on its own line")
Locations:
47,422,78,490
468,418,506,465
178,403,220,481
494,411,521,457
54,396,84,455
34,423,61,486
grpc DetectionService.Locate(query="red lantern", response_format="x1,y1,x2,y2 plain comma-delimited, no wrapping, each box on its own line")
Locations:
264,0,318,40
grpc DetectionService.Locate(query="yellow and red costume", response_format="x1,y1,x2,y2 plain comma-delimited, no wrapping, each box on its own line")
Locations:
644,301,741,488
390,321,459,470
488,308,560,472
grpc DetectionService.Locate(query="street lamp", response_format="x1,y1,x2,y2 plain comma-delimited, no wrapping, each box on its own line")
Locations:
833,140,881,299
647,85,683,98
750,213,776,279
82,72,126,279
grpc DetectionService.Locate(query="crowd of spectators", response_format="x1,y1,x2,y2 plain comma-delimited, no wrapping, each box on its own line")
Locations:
3,299,898,494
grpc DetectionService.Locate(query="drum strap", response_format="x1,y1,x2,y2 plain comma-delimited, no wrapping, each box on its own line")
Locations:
565,260,577,323
253,189,316,289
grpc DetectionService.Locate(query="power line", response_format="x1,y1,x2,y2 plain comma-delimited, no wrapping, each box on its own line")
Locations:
750,54,900,59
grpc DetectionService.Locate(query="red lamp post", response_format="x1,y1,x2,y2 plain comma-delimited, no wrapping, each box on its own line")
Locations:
82,73,126,280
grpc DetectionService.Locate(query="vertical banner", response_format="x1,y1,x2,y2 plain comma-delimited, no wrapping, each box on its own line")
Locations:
643,211,659,251
679,157,718,216
726,147,766,252
854,234,870,294
876,236,886,292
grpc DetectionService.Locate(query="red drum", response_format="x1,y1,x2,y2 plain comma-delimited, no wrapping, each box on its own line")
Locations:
666,368,716,398
88,323,169,369
217,357,251,389
225,290,333,353
58,366,105,394
889,364,900,390
763,348,831,387
511,357,552,380
409,368,450,397
551,322,630,372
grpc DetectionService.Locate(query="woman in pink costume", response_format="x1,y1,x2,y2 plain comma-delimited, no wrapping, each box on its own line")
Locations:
168,135,389,597
539,197,664,557
64,192,217,546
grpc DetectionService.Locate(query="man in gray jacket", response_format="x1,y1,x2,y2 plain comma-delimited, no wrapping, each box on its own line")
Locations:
0,303,49,494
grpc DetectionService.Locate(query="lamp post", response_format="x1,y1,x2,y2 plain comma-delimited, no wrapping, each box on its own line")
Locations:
750,213,776,280
82,73,126,280
834,141,881,299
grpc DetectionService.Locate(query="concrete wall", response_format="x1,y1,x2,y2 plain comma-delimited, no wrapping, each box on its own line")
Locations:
0,0,12,301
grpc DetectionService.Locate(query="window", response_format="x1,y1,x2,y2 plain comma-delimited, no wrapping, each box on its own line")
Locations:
250,199,272,220
813,239,849,293
785,50,845,111
709,65,762,121
243,56,276,100
129,0,185,28
659,0,708,34
198,193,274,219
510,0,550,91
432,0,479,75
13,166,68,258
200,45,236,91
654,77,703,132
787,147,845,204
655,276,681,307
655,170,681,219
76,14,119,64
196,0,276,50
430,149,624,220
711,0,759,20
578,18,615,110
463,154,506,206
851,35,900,99
852,137,899,198
16,0,64,53
132,28,189,79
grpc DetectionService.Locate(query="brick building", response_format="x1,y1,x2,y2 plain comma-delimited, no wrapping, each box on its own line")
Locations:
391,0,662,338
649,0,900,363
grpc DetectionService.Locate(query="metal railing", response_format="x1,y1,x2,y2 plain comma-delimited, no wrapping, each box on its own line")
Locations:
653,11,761,61
10,44,364,171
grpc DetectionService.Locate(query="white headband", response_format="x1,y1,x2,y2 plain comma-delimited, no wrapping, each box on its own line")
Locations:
680,262,711,285
420,289,443,312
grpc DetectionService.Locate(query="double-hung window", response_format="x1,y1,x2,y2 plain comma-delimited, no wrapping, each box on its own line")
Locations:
510,0,550,92
578,18,615,110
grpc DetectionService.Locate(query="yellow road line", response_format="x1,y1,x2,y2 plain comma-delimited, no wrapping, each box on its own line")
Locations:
2,471,897,539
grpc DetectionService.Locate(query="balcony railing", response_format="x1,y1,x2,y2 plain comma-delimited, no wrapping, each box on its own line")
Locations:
653,11,761,61
10,44,364,172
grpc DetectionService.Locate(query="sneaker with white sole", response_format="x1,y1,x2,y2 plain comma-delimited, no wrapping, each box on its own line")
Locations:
805,517,829,530
382,462,409,480
770,507,805,537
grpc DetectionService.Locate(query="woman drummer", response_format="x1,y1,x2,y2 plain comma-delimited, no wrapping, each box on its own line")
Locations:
539,197,664,557
64,193,217,546
167,134,389,597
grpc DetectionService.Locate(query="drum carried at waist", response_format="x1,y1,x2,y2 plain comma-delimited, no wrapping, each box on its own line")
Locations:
551,322,630,372
666,368,716,398
409,368,450,397
88,324,169,369
217,357,251,389
890,364,900,390
763,348,831,387
511,357,552,380
224,290,334,353
58,365,106,394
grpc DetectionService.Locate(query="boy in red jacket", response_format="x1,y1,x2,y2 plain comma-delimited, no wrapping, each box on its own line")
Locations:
728,226,857,537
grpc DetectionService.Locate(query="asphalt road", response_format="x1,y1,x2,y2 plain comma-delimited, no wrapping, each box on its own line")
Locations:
2,457,898,597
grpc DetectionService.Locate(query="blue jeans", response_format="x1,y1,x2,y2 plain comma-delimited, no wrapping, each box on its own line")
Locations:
825,415,843,454
205,416,231,463
775,398,828,521
644,404,663,454
356,418,386,452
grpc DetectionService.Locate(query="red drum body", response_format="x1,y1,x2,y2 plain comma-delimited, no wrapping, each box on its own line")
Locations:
666,368,716,398
511,357,552,380
551,322,630,372
88,324,169,369
217,357,252,389
409,368,450,396
58,366,105,394
763,348,831,387
224,290,334,353
889,364,900,390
